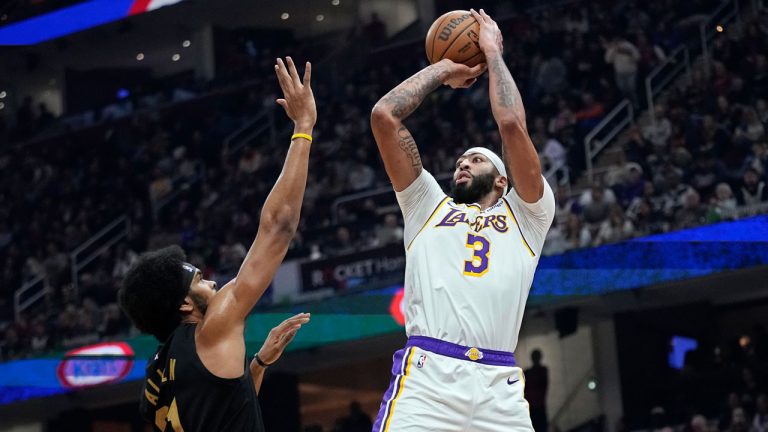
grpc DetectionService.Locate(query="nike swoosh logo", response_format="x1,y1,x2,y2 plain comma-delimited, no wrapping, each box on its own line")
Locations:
507,377,520,385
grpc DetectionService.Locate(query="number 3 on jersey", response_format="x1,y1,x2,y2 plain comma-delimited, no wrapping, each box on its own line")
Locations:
464,234,490,277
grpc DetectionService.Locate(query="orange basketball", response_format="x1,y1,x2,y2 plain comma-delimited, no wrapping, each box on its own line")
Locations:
425,10,484,67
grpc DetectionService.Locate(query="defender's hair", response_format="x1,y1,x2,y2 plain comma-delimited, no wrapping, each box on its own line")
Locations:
118,245,189,341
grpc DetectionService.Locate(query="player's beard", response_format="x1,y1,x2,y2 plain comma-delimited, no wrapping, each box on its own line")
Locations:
189,291,209,315
451,171,497,204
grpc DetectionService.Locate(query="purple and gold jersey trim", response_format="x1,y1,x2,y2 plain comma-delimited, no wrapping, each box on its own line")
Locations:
406,336,516,366
501,197,535,257
406,196,451,251
378,347,416,432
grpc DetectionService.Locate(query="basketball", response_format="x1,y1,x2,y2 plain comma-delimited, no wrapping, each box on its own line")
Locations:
425,10,484,67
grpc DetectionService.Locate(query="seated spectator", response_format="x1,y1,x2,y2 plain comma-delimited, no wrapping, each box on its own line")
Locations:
593,204,633,246
735,167,768,207
325,226,357,257
573,93,605,128
708,182,738,222
375,213,403,247
643,105,672,147
754,394,768,432
674,188,707,230
733,108,766,145
613,163,646,208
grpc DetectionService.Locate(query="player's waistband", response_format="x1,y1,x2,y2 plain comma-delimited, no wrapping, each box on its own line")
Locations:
406,336,516,367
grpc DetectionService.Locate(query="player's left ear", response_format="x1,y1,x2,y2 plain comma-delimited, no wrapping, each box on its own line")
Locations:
496,175,508,192
179,296,194,314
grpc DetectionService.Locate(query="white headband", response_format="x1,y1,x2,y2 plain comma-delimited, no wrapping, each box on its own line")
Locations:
461,147,508,192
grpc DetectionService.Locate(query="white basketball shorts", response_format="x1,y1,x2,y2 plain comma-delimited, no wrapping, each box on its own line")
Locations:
372,336,533,432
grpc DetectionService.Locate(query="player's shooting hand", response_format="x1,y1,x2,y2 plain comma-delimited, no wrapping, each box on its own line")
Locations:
275,57,316,130
439,59,487,89
471,9,503,55
257,313,310,364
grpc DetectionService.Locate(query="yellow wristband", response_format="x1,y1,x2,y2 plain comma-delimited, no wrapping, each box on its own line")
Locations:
291,133,312,143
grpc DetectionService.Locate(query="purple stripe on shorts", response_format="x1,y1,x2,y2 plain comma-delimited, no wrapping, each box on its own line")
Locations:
406,335,516,367
372,348,408,432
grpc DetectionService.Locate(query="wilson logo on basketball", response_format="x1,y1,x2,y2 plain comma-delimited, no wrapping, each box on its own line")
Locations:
56,342,135,389
438,14,471,41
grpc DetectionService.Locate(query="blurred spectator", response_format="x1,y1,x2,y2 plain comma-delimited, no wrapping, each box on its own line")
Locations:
735,168,768,207
364,12,386,47
604,34,641,107
708,183,738,222
337,401,372,432
731,407,749,432
643,106,673,147
219,233,247,274
674,189,707,230
754,394,768,432
690,414,707,432
375,213,403,247
535,51,568,97
573,93,605,127
525,349,549,432
325,227,356,257
581,185,614,225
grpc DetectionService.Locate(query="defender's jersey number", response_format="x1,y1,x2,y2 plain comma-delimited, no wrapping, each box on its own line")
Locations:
155,398,184,432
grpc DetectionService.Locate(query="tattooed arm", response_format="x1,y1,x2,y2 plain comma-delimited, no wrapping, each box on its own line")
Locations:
370,59,486,191
472,9,543,203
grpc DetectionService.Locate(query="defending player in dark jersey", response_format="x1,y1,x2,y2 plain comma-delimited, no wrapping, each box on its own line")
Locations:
119,56,316,432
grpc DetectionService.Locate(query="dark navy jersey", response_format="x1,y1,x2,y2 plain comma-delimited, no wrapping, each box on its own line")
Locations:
140,323,264,432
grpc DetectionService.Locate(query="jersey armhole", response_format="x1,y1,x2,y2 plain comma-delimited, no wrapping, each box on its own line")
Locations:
501,197,536,257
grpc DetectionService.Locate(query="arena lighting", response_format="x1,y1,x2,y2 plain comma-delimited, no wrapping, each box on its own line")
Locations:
172,53,181,61
0,0,188,45
136,52,144,60
0,91,6,99
0,102,5,110
332,0,340,5
739,335,751,348
316,14,325,21
587,380,597,391
182,39,191,47
281,12,290,20
716,25,724,32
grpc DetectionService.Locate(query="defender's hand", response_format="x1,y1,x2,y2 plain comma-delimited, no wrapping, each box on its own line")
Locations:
471,9,503,55
257,313,310,364
275,57,316,129
439,59,487,89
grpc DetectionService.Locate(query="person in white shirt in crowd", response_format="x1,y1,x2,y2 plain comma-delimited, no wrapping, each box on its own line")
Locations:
604,33,641,107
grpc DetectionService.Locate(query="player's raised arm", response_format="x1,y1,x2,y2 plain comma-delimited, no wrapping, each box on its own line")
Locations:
370,59,486,191
202,57,315,335
471,8,543,203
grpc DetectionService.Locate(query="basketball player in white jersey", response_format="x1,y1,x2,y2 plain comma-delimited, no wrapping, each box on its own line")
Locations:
369,9,555,432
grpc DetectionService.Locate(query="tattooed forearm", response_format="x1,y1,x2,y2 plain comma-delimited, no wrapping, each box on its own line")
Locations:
379,63,450,119
489,54,516,108
396,126,422,174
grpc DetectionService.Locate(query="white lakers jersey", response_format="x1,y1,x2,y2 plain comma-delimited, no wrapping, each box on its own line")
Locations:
395,169,555,352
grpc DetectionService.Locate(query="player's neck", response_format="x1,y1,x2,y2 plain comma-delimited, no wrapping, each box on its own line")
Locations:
181,310,204,324
475,193,501,211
